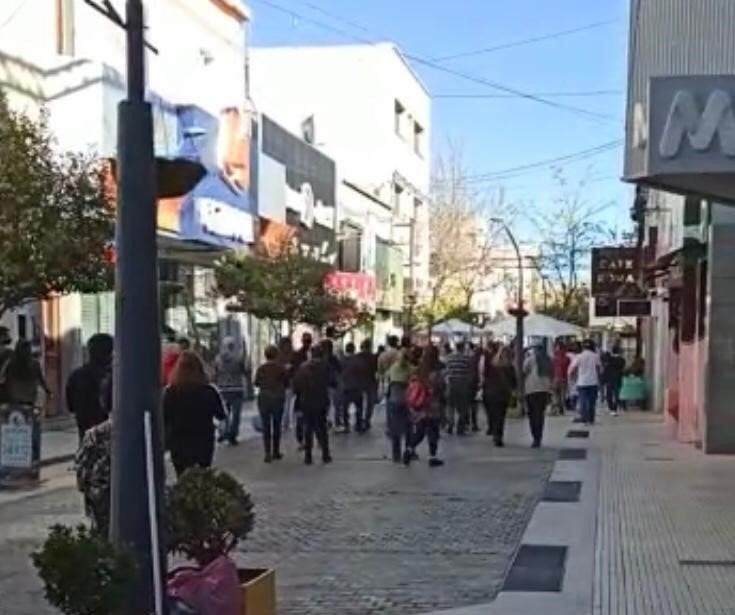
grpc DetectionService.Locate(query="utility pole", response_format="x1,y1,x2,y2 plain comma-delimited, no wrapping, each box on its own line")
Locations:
109,1,166,613
406,217,416,337
492,219,526,410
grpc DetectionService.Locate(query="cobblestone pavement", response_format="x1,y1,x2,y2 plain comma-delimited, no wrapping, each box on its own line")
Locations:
0,413,555,614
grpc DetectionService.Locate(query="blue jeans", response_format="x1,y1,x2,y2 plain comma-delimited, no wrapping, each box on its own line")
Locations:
578,386,598,424
222,391,244,442
258,393,284,456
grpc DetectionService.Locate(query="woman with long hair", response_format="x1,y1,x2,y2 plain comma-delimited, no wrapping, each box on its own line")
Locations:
3,340,50,405
163,350,226,477
406,345,445,467
482,342,517,447
523,344,553,447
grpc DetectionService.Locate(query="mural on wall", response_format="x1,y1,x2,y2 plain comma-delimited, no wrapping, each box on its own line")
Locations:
158,105,257,247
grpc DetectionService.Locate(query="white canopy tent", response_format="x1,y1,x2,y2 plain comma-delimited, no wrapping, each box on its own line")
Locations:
432,319,474,337
485,313,583,339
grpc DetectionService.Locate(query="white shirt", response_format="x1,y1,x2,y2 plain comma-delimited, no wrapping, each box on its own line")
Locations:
569,350,601,387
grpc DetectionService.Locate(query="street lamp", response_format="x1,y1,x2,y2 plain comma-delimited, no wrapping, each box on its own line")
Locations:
491,218,527,410
85,1,166,613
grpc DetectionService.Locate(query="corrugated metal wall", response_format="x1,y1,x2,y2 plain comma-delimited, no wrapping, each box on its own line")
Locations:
625,0,735,176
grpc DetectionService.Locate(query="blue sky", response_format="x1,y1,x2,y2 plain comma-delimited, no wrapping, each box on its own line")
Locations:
248,0,632,240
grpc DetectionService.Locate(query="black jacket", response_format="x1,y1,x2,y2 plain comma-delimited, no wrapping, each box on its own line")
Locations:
66,363,111,433
293,358,335,414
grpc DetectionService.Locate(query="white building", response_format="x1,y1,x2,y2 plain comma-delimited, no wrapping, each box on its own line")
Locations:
250,42,432,334
0,0,253,414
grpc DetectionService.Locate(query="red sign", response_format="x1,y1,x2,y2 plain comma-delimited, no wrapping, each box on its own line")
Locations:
324,272,376,307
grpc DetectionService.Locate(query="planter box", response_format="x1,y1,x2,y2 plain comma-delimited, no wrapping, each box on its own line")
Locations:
239,568,276,615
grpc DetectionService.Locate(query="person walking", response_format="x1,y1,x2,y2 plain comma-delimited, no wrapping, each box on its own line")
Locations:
292,332,313,446
551,341,571,416
357,338,378,431
569,339,602,425
378,335,400,373
3,340,51,406
406,345,445,467
254,345,288,463
163,351,226,477
481,343,517,447
604,345,626,416
214,337,246,445
66,334,114,443
385,347,414,462
468,344,482,432
320,338,343,430
277,337,295,430
292,345,333,465
524,344,553,447
340,342,368,432
444,341,472,435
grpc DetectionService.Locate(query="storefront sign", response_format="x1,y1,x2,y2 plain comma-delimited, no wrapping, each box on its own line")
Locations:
159,105,257,248
324,271,376,308
591,247,639,296
628,75,735,202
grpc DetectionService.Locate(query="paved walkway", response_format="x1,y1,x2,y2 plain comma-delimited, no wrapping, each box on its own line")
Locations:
0,410,557,615
593,414,735,615
9,408,735,615
426,411,735,615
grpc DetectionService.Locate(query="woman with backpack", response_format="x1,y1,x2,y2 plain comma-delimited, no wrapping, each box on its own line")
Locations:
524,344,554,448
405,345,445,467
481,342,517,447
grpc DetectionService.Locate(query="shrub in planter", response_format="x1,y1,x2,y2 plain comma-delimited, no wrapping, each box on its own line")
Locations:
166,467,255,566
167,468,261,615
31,524,137,615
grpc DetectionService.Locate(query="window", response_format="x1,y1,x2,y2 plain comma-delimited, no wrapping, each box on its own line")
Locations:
413,122,424,156
394,99,405,137
56,0,75,56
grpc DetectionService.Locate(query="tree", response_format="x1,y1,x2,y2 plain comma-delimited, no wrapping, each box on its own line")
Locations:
530,170,615,327
0,93,113,317
214,245,373,337
420,146,515,328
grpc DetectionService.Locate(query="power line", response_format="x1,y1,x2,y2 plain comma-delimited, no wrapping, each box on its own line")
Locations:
0,0,28,31
404,53,617,122
432,19,619,62
251,0,618,123
435,90,623,100
435,141,623,185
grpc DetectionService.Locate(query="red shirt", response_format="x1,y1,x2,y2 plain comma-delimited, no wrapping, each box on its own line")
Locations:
552,351,571,382
162,348,180,385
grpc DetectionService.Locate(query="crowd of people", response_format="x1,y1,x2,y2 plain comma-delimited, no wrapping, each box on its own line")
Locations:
551,338,647,425
0,321,649,534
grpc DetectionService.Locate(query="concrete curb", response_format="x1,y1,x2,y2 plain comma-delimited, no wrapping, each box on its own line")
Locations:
39,453,76,468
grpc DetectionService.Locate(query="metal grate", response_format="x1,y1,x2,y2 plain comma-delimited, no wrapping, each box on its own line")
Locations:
503,545,568,592
543,481,582,503
567,430,590,438
559,448,587,460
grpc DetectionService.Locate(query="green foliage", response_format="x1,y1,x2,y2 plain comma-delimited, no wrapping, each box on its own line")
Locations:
166,467,255,567
215,249,373,336
31,525,137,615
538,287,591,327
0,92,113,316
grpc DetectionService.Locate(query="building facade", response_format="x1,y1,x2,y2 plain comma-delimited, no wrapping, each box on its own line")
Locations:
0,0,255,414
624,0,735,452
249,43,431,336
